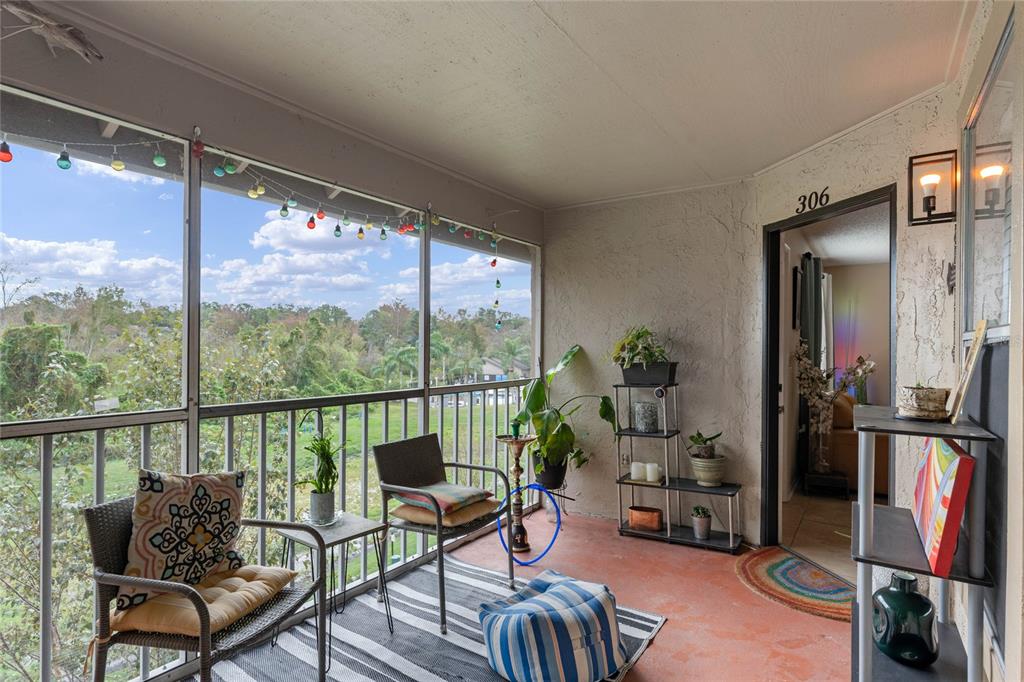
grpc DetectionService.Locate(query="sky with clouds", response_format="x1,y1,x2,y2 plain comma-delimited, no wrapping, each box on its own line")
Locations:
1,144,532,319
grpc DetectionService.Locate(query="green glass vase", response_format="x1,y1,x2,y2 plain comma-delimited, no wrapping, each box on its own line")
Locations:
872,571,939,668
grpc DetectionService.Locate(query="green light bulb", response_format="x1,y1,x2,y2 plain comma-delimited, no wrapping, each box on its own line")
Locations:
380,228,388,240
280,203,289,217
224,161,237,174
152,152,167,168
334,224,342,237
56,150,71,170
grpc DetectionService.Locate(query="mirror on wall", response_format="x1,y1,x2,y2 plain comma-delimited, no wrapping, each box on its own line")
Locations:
965,27,1017,329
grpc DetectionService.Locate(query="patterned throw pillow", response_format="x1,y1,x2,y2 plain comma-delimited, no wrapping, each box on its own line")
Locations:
116,469,247,611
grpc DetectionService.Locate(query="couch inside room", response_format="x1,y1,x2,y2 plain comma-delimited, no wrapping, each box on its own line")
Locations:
830,392,889,495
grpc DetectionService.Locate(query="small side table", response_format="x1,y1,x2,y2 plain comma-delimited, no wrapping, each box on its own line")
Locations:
275,512,394,671
496,435,536,553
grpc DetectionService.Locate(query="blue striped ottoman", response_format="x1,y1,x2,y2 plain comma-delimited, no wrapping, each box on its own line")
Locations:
478,570,628,682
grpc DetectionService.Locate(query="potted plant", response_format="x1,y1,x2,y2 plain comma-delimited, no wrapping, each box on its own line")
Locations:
691,505,711,540
515,345,617,490
611,326,677,385
296,434,340,525
687,430,725,487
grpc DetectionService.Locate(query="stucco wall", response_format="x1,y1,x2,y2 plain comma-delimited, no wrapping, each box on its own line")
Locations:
542,181,763,539
541,0,1000,549
543,83,962,544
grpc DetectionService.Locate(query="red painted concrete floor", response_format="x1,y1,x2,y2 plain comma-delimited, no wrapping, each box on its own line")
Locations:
452,512,849,682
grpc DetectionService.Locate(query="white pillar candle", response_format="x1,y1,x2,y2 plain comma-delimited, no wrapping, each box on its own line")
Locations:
630,462,645,480
646,462,662,482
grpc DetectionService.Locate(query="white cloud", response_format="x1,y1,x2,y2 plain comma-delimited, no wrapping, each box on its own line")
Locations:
158,192,174,201
75,159,166,186
0,232,181,304
142,229,152,235
250,210,375,256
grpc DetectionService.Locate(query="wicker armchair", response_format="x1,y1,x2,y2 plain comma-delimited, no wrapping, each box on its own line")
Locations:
82,497,328,682
373,433,514,635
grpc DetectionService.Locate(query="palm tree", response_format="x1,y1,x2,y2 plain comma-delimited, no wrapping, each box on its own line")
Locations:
495,336,530,376
377,345,417,387
429,331,452,384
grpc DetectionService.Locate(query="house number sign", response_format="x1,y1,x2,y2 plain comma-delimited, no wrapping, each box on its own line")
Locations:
795,187,830,214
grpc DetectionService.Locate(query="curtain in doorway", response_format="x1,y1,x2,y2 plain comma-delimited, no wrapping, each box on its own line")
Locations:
799,252,824,365
821,273,834,372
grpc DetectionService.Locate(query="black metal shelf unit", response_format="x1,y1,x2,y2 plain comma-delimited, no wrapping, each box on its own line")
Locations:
613,382,742,555
850,405,996,682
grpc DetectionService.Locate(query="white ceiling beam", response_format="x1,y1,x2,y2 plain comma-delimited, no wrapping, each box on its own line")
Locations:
98,120,119,138
326,187,342,199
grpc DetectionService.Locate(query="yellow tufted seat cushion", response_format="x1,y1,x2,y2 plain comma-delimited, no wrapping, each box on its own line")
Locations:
109,565,298,637
390,498,501,527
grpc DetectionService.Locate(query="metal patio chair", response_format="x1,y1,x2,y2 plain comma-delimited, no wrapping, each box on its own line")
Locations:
82,497,328,682
373,433,514,634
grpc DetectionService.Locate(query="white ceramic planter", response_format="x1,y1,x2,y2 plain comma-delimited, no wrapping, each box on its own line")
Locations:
689,454,726,487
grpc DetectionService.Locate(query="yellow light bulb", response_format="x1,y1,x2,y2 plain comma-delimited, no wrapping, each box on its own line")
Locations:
979,165,1004,179
247,186,259,199
919,173,940,198
110,158,125,172
256,183,266,195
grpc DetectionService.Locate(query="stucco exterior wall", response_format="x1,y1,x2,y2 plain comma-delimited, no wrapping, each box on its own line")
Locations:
541,0,1001,561
542,81,962,545
542,181,763,539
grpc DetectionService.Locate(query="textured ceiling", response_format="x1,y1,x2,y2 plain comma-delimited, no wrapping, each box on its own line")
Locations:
799,202,891,266
54,1,971,209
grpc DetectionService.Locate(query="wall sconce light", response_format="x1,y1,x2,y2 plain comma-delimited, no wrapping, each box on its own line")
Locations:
908,150,957,225
974,142,1010,218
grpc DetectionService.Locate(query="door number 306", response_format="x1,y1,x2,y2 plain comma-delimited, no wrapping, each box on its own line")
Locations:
795,187,830,214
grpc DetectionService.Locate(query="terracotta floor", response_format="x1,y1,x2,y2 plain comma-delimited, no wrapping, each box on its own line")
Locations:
452,511,850,682
782,492,856,583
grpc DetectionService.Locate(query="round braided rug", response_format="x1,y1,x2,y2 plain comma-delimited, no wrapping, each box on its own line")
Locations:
735,547,853,622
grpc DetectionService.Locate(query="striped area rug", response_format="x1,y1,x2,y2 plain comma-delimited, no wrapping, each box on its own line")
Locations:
735,547,853,622
202,557,665,681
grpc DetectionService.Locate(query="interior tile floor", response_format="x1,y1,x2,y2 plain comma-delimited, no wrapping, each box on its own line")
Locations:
453,510,849,681
781,492,856,584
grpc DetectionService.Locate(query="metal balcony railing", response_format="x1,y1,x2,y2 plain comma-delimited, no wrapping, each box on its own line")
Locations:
0,378,532,682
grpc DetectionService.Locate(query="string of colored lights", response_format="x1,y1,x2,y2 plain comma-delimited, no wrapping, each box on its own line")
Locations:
1,130,509,328
0,129,166,167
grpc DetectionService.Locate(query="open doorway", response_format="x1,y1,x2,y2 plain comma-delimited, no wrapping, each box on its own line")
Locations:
761,185,896,582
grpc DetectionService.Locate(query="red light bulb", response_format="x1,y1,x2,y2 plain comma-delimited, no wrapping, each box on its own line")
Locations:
316,208,326,220
0,141,12,163
490,258,497,268
307,216,316,229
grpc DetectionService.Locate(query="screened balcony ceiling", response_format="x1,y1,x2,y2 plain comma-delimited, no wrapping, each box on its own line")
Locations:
58,0,972,209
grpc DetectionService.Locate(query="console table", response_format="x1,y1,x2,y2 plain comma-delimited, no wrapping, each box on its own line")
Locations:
851,405,996,682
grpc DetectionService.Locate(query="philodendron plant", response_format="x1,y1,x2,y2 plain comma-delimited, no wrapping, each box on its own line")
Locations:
515,345,617,474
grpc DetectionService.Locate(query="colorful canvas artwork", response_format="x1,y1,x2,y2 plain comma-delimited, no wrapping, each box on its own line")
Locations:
912,437,975,577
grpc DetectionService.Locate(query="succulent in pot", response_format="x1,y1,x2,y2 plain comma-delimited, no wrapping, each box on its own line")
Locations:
691,505,712,540
515,345,617,490
611,326,677,385
687,430,726,487
296,434,340,525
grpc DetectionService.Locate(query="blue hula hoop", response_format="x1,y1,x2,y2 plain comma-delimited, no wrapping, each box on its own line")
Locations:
495,483,561,566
